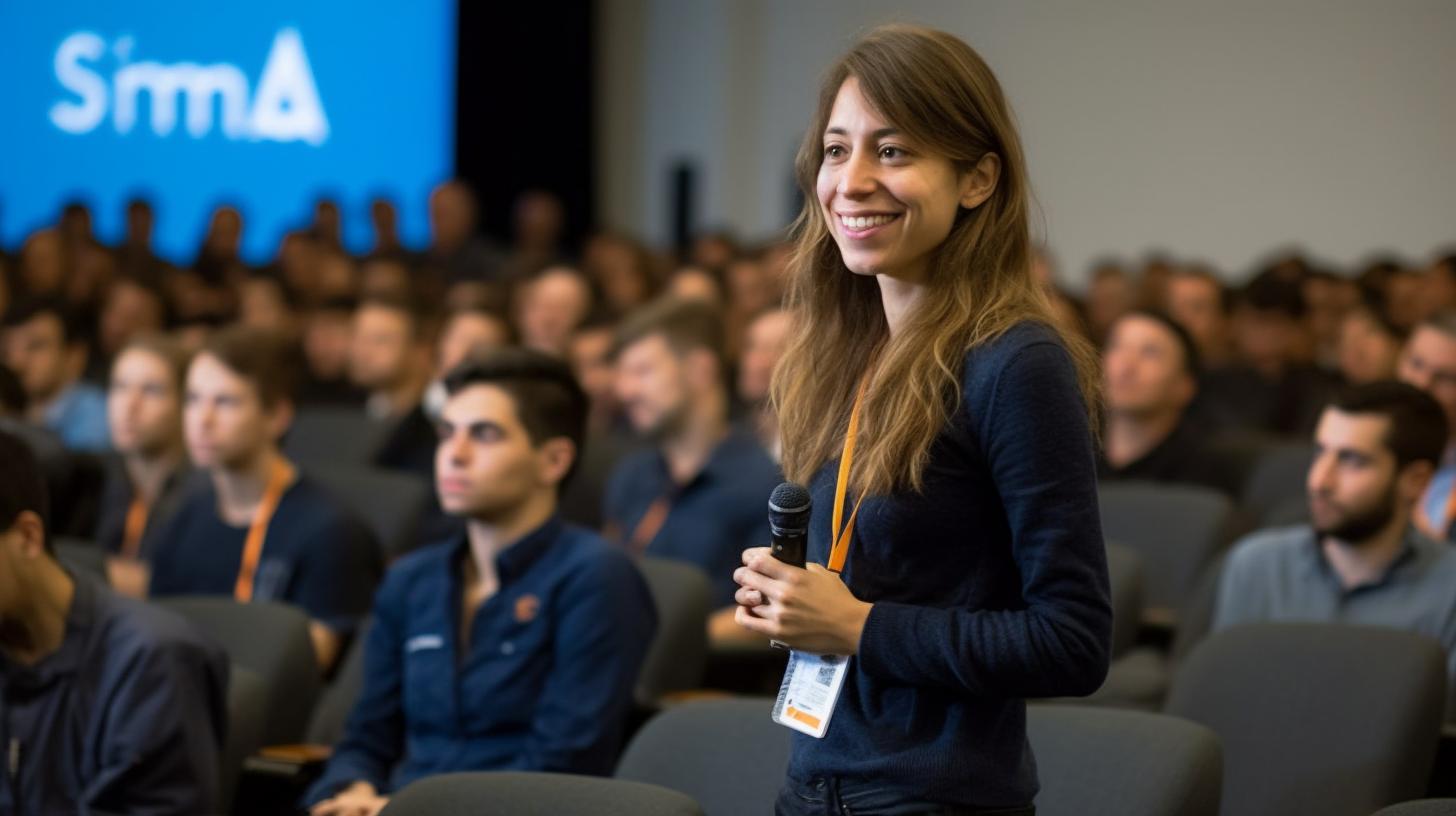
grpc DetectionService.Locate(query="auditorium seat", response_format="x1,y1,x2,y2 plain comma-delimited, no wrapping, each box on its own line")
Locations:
223,666,267,812
1026,704,1222,816
379,771,704,816
635,557,712,707
1240,442,1315,527
154,596,322,746
1098,482,1234,625
1164,623,1447,816
1106,541,1145,659
283,408,389,468
616,698,789,816
307,618,370,746
306,464,430,562
1371,802,1456,816
54,534,107,580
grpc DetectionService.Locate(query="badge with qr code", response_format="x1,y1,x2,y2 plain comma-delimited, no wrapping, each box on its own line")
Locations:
771,651,849,738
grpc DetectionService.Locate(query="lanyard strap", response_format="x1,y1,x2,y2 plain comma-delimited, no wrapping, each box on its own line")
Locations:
828,380,869,574
233,458,295,603
1439,477,1456,540
120,497,150,559
626,495,672,555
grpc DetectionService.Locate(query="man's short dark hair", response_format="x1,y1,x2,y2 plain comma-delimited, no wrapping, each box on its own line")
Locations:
0,429,51,554
1,296,86,346
198,326,300,410
1328,381,1448,469
1120,309,1202,378
357,293,430,341
443,348,588,486
1238,271,1306,320
609,297,727,373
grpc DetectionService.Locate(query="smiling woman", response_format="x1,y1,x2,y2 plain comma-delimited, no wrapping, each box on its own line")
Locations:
731,24,1112,816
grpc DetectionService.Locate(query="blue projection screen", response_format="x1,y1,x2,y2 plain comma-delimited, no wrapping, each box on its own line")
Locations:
0,1,455,263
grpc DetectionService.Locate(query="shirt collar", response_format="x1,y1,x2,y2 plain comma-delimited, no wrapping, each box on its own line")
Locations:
1305,524,1427,594
658,427,756,491
452,514,563,587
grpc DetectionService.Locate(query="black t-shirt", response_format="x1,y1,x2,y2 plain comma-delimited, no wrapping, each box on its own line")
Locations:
1097,415,1241,496
147,474,382,634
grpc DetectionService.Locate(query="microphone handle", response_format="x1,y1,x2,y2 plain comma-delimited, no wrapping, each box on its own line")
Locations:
767,524,807,649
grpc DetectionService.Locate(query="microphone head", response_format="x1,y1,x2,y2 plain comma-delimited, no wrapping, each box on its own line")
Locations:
768,482,811,531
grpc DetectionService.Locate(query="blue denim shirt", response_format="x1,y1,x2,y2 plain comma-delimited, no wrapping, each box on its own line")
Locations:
43,382,110,452
305,516,657,803
603,428,782,605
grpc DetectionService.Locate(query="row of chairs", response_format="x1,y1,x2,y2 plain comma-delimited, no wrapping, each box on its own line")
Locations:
379,622,1448,816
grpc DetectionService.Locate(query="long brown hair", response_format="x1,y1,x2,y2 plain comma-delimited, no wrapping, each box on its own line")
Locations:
773,24,1100,497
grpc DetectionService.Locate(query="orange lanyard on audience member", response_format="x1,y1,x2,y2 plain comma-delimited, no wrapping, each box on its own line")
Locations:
233,458,295,602
120,497,150,559
626,495,672,555
1439,479,1456,540
828,380,869,574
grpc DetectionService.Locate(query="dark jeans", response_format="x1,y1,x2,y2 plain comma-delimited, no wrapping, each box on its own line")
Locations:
775,775,1036,816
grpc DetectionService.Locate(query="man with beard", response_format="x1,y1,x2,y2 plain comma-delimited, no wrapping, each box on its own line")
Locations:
1213,381,1456,719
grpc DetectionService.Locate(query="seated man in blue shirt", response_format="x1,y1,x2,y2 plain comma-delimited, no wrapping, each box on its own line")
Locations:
147,326,382,671
1,297,110,451
0,428,228,814
1214,381,1456,718
306,348,657,816
604,298,782,642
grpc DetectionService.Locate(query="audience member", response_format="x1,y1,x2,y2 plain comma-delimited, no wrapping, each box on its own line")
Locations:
422,305,513,419
1338,305,1405,386
560,318,639,529
582,231,659,317
305,350,655,814
0,428,228,814
736,306,791,461
665,266,725,308
1166,265,1234,369
369,198,401,256
298,297,365,406
603,298,780,638
506,189,568,278
427,180,503,286
1212,381,1456,718
96,276,169,368
1084,261,1136,345
98,336,194,597
1098,311,1237,494
514,266,593,358
1302,269,1359,371
1,297,109,450
147,327,381,670
1397,312,1456,540
349,296,437,478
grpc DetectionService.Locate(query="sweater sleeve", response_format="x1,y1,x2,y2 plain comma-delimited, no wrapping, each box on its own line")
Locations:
856,340,1113,698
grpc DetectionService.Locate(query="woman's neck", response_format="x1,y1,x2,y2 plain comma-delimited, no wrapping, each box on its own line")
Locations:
876,274,927,337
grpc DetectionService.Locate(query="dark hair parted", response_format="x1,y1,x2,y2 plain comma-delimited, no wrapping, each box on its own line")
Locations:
609,297,728,374
443,347,589,485
197,326,300,409
1328,381,1448,470
0,428,51,554
774,24,1101,496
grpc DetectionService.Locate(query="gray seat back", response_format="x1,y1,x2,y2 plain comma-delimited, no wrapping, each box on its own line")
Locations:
380,771,705,816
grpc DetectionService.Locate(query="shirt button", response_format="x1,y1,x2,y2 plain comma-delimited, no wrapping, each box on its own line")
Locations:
501,642,516,655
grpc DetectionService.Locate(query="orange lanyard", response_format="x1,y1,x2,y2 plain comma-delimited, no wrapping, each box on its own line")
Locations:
828,380,869,574
233,458,295,602
1438,477,1456,539
626,495,672,555
120,497,150,559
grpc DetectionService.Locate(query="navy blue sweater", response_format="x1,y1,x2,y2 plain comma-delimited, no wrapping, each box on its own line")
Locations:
788,322,1112,808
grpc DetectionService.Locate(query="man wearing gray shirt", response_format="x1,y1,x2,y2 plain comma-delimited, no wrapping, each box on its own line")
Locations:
1215,381,1456,719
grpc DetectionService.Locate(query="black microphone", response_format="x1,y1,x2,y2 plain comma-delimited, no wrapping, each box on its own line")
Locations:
767,483,811,650
769,482,811,567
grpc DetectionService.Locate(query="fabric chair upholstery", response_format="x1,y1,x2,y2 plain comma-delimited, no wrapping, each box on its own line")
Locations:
380,771,704,816
635,557,713,706
1165,623,1447,816
155,596,322,745
1027,704,1222,816
1098,482,1234,620
616,698,790,816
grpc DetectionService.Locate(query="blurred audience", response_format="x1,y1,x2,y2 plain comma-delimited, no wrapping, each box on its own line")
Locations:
1098,311,1238,495
349,296,436,478
514,266,593,358
2,297,110,450
146,327,381,671
99,335,193,597
602,298,780,642
1397,313,1456,541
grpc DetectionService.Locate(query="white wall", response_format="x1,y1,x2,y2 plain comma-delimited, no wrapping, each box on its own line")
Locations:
596,0,1456,289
